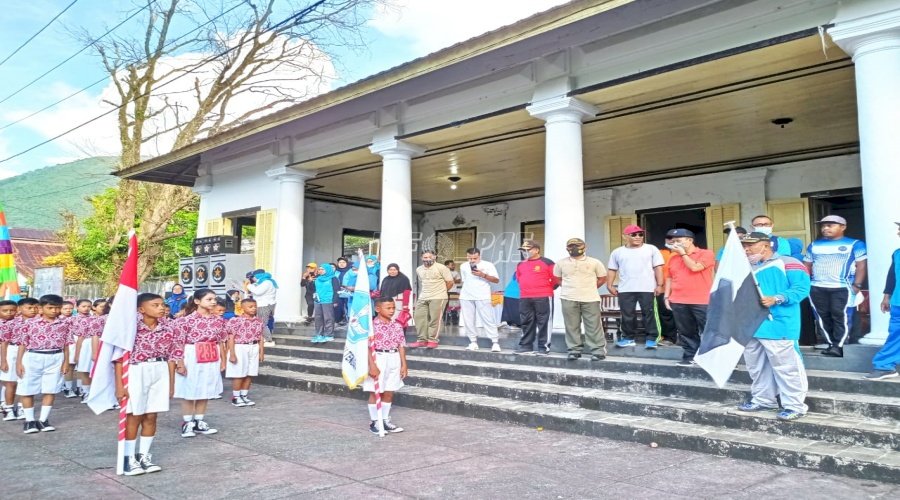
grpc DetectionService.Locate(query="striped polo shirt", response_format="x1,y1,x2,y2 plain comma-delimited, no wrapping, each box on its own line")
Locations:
804,237,866,288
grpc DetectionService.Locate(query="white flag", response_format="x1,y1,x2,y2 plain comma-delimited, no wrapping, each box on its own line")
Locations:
341,249,372,389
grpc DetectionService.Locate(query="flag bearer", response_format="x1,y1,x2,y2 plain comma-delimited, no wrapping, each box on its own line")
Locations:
737,232,811,421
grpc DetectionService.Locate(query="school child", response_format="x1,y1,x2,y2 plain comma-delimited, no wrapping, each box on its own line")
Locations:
2,298,38,421
75,299,108,402
116,293,179,475
171,289,227,438
16,294,72,433
60,301,74,317
0,300,20,419
214,297,227,318
312,264,340,343
225,298,264,407
364,297,408,434
63,299,91,398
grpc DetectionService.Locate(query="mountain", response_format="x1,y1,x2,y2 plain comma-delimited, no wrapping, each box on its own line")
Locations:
0,157,119,230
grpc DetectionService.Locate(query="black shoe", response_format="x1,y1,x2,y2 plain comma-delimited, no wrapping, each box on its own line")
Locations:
677,360,697,367
821,345,843,357
590,354,605,361
513,349,535,356
382,419,404,433
369,420,380,434
567,353,581,361
123,455,146,476
39,420,54,432
23,421,39,434
136,453,162,473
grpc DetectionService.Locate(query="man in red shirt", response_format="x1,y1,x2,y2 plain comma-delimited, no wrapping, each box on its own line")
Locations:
663,229,715,366
514,240,556,355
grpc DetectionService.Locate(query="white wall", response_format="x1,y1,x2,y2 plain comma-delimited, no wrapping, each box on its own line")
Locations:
201,165,278,223
302,200,380,267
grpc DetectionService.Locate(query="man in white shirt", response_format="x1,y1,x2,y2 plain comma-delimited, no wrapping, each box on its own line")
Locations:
608,225,665,349
459,248,501,352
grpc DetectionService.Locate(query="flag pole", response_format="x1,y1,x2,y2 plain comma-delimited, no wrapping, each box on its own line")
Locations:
724,221,772,320
116,351,130,475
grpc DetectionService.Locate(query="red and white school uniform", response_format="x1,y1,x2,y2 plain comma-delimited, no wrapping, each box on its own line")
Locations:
172,313,226,400
18,317,72,396
0,317,22,383
225,316,263,378
126,319,180,415
76,315,105,373
363,318,406,393
67,314,90,362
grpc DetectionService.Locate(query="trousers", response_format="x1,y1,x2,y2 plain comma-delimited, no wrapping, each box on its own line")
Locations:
743,338,808,413
670,303,707,361
519,297,551,351
809,286,856,347
414,298,447,342
872,306,900,371
560,299,606,355
461,299,498,342
618,292,658,341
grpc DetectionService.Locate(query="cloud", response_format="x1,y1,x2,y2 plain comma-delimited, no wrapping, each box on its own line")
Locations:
3,34,335,164
369,0,571,56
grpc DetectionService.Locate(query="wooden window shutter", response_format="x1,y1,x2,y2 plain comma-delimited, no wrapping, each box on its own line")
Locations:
605,215,636,258
766,199,811,248
205,219,223,237
705,203,741,253
254,209,277,271
522,222,545,250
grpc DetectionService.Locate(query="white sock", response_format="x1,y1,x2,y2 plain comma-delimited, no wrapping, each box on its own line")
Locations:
240,390,248,397
195,414,204,422
39,406,52,421
183,415,193,422
0,386,5,400
233,390,240,398
24,407,35,422
83,385,91,394
76,380,83,388
124,440,136,457
383,402,392,420
367,404,378,420
139,436,154,455
64,380,73,390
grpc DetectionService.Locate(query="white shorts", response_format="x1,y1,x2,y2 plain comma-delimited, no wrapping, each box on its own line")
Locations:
76,339,94,373
1,344,20,382
225,343,259,378
67,343,77,362
363,351,404,393
126,361,170,416
18,351,64,396
174,344,223,400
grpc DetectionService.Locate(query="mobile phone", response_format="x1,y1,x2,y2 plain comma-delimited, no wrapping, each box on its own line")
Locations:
470,263,478,272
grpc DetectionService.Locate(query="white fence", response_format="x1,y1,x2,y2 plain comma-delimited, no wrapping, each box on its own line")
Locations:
63,279,176,300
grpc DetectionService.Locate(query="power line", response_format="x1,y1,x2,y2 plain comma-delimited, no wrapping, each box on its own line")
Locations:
2,178,113,203
0,0,80,68
0,1,243,132
0,0,327,166
0,1,151,106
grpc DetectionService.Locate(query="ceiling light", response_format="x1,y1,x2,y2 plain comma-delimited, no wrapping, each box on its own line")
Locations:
771,117,794,128
450,184,458,190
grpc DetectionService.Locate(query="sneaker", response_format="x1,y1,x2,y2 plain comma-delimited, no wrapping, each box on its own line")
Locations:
615,338,636,348
194,419,218,435
737,401,775,412
677,360,697,367
322,336,334,342
491,343,501,353
3,406,18,421
426,341,439,349
658,339,676,346
80,394,90,404
15,406,24,420
567,353,581,361
590,354,606,361
123,455,146,476
240,396,256,407
23,421,39,434
535,350,550,356
211,395,222,400
382,419,404,433
822,345,843,358
864,369,899,381
231,397,247,407
369,420,380,434
39,420,54,432
310,335,323,343
466,342,479,351
264,341,276,347
813,343,830,350
407,341,426,348
137,453,162,473
180,420,196,438
776,409,805,421
63,388,77,399
645,340,658,350
513,349,535,355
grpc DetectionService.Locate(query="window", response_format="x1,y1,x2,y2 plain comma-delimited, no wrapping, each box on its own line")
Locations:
343,229,379,261
435,227,476,263
520,220,545,249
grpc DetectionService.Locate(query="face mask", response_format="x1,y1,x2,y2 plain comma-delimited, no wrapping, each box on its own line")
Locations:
748,253,765,265
519,250,528,260
567,248,583,257
423,259,434,267
665,243,676,250
753,226,773,236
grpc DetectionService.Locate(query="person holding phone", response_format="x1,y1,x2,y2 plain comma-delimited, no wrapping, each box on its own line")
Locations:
460,248,501,352
663,228,715,366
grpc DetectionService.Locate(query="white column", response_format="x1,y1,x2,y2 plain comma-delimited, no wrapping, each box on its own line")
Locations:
528,96,598,332
831,7,900,344
266,166,315,323
370,139,425,286
193,171,212,238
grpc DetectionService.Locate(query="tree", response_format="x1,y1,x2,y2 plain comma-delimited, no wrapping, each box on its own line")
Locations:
77,0,384,283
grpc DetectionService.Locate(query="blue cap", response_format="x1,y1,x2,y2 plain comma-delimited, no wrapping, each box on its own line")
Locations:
666,228,695,238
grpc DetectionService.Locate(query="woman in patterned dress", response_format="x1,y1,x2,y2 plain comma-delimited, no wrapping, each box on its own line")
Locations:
171,289,227,438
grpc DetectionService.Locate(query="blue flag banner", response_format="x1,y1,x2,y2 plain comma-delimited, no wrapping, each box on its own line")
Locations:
342,249,373,389
695,229,770,387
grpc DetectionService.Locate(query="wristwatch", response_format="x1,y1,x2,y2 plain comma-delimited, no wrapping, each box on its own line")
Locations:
774,295,786,305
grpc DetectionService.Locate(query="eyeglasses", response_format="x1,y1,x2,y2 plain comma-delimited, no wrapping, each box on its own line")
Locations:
628,233,645,237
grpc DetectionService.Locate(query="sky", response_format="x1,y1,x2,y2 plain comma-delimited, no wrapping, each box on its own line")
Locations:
0,0,570,180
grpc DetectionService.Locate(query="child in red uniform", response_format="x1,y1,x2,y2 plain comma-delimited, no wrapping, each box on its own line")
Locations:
363,297,408,434
16,294,72,433
172,289,227,438
116,293,181,475
75,299,107,402
1,298,38,421
63,299,92,398
226,298,264,407
0,300,19,418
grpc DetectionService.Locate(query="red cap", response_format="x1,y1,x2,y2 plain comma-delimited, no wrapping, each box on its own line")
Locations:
623,224,644,235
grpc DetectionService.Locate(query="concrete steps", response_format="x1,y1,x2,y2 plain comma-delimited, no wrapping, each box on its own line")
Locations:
258,335,900,482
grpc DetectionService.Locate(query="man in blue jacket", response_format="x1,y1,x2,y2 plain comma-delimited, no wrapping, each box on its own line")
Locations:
737,232,812,421
867,222,900,380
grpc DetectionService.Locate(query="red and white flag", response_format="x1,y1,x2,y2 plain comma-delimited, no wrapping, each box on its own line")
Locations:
87,230,139,415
